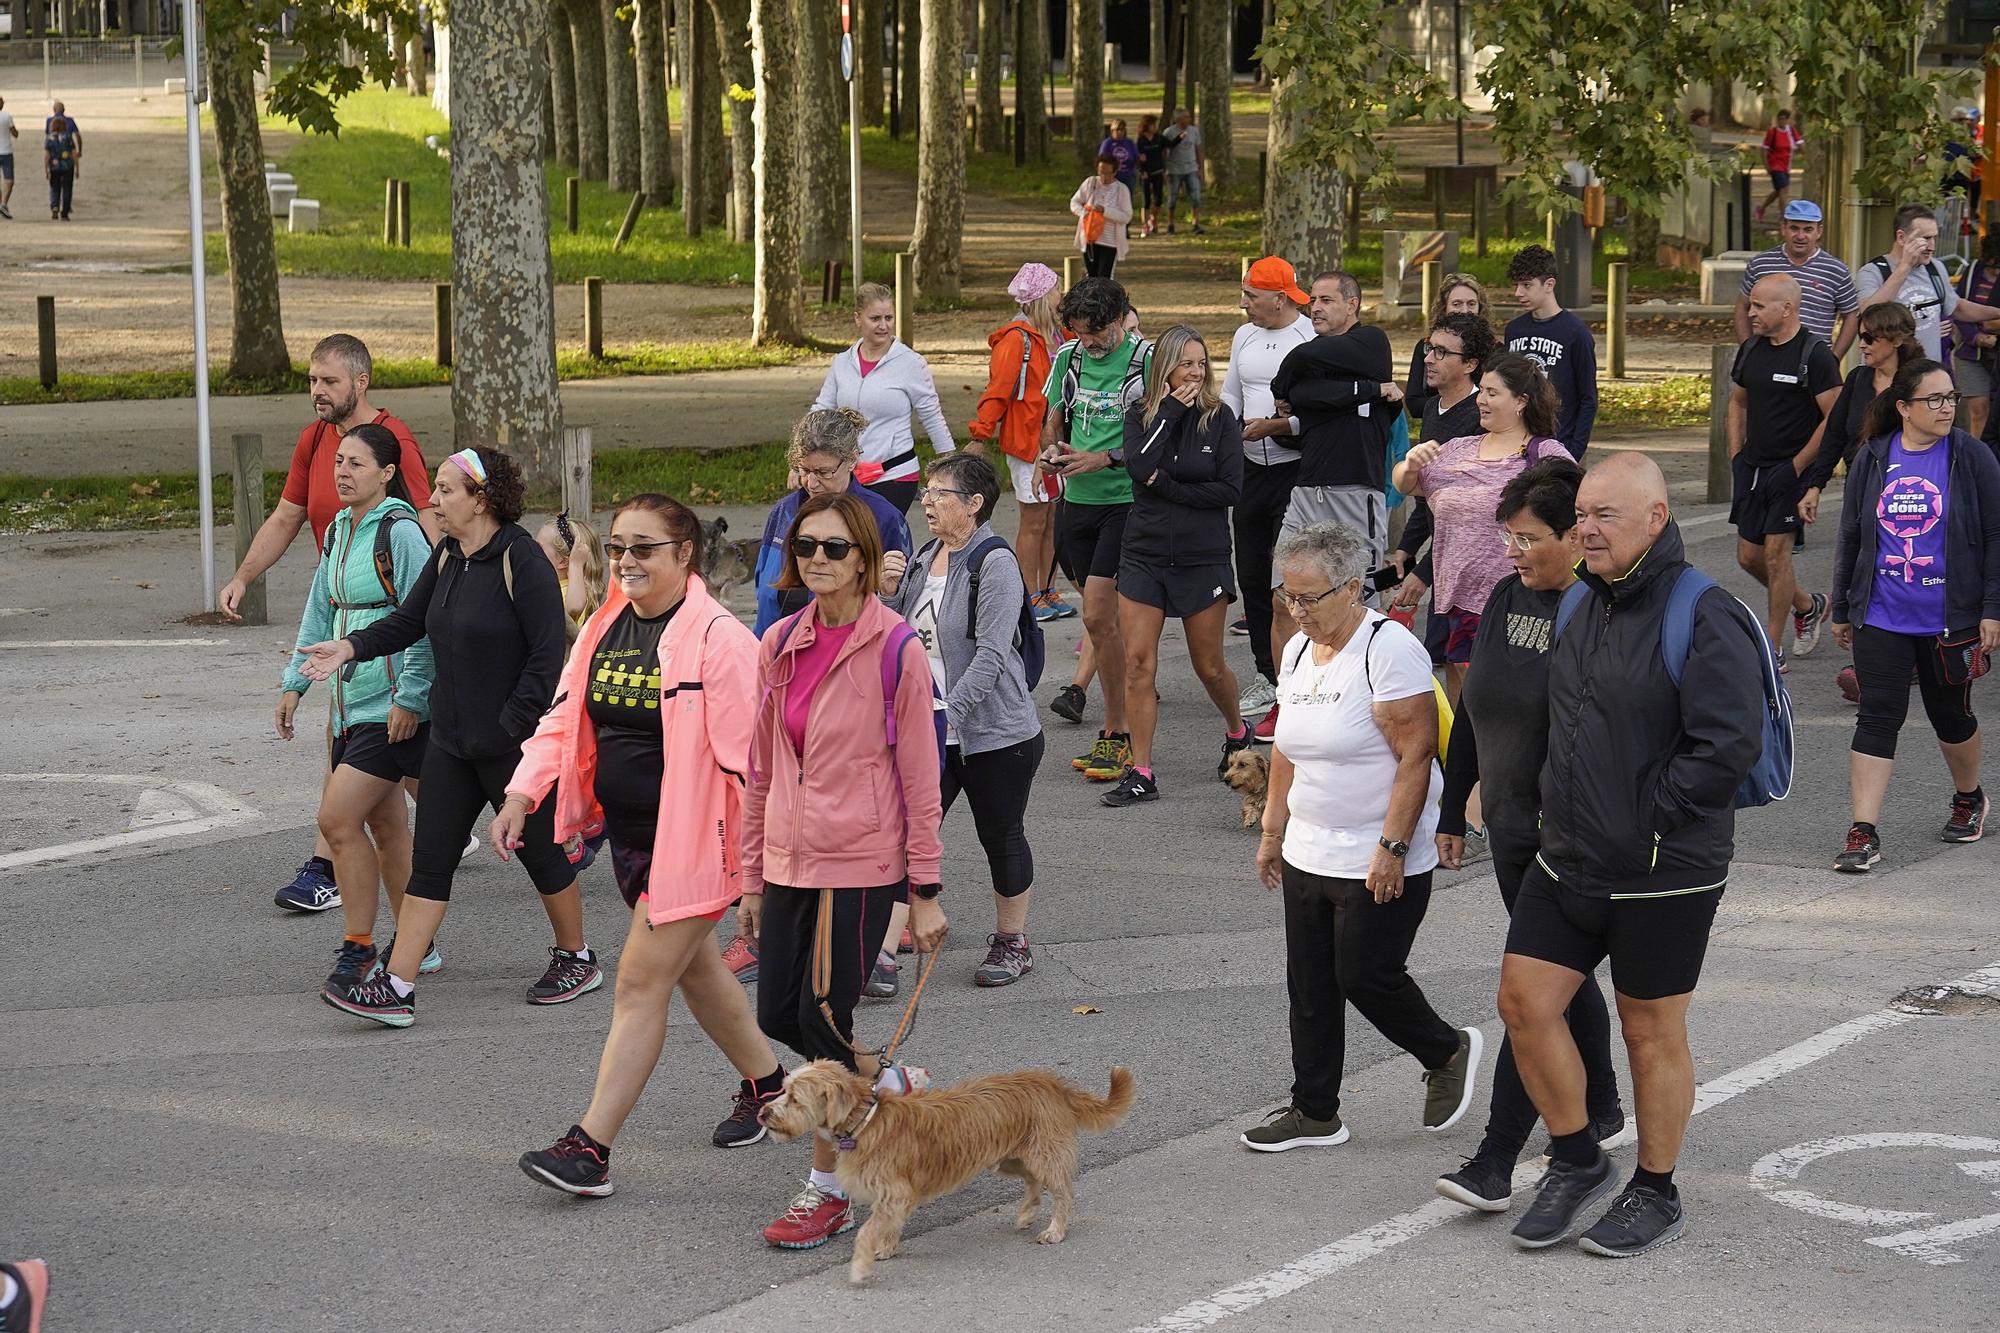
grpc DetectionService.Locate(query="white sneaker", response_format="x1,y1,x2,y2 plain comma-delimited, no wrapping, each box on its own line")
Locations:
461,835,481,861
1238,676,1278,715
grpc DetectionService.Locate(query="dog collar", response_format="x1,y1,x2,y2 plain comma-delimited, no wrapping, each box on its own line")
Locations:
831,1096,881,1151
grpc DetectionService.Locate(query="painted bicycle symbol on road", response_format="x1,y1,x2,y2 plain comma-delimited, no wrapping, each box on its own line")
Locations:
1750,1132,2000,1266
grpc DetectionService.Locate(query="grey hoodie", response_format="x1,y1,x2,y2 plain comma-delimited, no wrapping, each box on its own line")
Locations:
812,339,957,483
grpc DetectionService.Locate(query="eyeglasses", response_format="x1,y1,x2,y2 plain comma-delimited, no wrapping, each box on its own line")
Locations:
606,539,687,561
1276,586,1343,613
917,486,976,503
1497,528,1556,552
797,465,845,483
1422,343,1471,361
1908,391,1964,411
790,536,861,561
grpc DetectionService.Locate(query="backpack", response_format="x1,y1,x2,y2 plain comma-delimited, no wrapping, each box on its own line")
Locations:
323,509,423,610
1553,567,1793,809
1055,338,1153,443
1868,255,1952,356
918,533,1046,689
1283,619,1454,762
1730,329,1825,387
765,611,948,776
434,541,515,602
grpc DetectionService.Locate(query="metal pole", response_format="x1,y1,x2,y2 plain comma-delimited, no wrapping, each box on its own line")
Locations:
1451,0,1463,166
135,36,145,101
185,19,216,609
44,39,52,101
846,0,864,287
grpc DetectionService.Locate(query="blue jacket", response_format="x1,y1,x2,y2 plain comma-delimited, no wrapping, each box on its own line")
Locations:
1832,427,2000,632
753,479,914,634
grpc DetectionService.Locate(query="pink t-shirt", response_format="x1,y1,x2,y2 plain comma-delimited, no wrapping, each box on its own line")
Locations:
857,353,880,377
784,618,860,755
1418,435,1575,616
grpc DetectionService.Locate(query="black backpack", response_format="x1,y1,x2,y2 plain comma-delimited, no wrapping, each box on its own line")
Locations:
1055,338,1153,444
324,510,424,611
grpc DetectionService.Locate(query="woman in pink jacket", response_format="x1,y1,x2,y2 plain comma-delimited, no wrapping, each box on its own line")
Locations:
744,490,949,1252
495,494,789,1199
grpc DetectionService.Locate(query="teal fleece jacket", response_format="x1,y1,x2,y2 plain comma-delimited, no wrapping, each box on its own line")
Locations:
283,496,436,730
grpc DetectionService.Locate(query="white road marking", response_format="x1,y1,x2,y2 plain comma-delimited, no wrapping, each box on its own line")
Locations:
0,638,227,649
1750,1131,2000,1265
0,773,257,870
1133,959,2000,1333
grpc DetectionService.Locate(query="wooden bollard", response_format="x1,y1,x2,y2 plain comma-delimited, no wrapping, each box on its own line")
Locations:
36,294,55,390
894,251,915,349
384,177,397,243
397,179,412,247
231,433,268,626
566,176,580,235
434,283,453,368
584,276,604,359
1421,261,1442,320
562,425,593,521
1707,345,1733,504
612,191,645,252
1062,255,1079,291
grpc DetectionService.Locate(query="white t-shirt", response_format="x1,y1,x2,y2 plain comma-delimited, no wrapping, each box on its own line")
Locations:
1273,616,1442,879
1221,313,1314,467
1856,255,1960,361
909,567,956,745
0,111,16,156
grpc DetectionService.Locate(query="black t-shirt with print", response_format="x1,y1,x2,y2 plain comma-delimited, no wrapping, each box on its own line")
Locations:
1730,330,1843,467
587,601,679,831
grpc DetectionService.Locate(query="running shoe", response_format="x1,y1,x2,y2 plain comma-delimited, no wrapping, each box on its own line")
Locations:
763,1183,856,1249
1081,733,1133,781
566,833,603,871
1238,675,1277,715
0,1258,48,1333
1219,727,1257,780
1035,589,1079,621
0,205,13,221
274,858,340,913
714,1084,777,1148
1775,648,1788,676
1535,1108,1627,1163
371,935,444,976
876,1064,931,1094
1229,616,1250,636
321,973,415,1028
1436,1154,1515,1212
721,934,760,983
1253,703,1280,743
1422,1027,1483,1131
327,939,377,989
1240,1105,1349,1152
1833,824,1882,873
1942,789,1989,843
1190,223,1206,235
1578,1183,1685,1257
863,953,899,998
1101,767,1159,807
1075,731,1112,771
974,932,1033,987
527,947,604,1005
1837,665,1860,703
461,834,481,861
1510,1151,1616,1249
1792,592,1829,657
519,1125,613,1197
897,927,914,954
1050,683,1088,724
1031,590,1063,623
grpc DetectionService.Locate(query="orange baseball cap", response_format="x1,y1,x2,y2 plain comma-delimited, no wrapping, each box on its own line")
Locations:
1245,257,1309,305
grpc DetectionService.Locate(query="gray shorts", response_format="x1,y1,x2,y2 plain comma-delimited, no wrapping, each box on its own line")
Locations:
1954,356,1994,398
1274,485,1388,603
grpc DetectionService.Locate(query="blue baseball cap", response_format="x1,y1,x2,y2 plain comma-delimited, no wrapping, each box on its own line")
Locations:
1783,199,1824,223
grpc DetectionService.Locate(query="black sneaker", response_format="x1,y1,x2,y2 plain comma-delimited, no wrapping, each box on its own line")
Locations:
1050,683,1088,724
0,1258,47,1333
520,1125,614,1196
1510,1151,1616,1249
326,938,378,989
1834,824,1882,873
1942,789,1988,843
321,973,415,1028
1101,768,1159,807
1218,727,1257,780
714,1083,776,1148
1535,1107,1626,1163
1577,1183,1685,1256
1436,1154,1515,1212
527,947,604,1005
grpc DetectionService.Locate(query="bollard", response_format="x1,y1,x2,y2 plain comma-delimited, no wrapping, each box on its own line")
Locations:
894,252,916,349
384,177,398,243
134,37,145,101
42,39,51,100
1421,261,1441,319
231,434,269,626
1473,176,1489,258
612,191,645,252
820,260,844,305
566,177,580,234
1257,150,1268,203
1062,255,1079,292
434,283,453,368
1708,344,1733,504
584,276,604,359
397,179,412,247
1607,262,1628,379
36,295,56,390
562,426,593,521
1545,211,1557,250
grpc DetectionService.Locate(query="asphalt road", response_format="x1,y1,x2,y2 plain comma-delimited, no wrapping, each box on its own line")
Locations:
3,478,1997,1332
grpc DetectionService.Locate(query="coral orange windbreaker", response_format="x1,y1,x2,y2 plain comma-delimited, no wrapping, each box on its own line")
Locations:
967,317,1053,464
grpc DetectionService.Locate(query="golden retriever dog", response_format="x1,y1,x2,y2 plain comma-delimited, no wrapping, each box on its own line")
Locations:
760,1060,1136,1284
1222,748,1269,829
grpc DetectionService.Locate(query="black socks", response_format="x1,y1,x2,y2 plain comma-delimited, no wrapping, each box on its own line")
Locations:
749,1066,786,1099
1632,1166,1677,1199
1548,1128,1600,1168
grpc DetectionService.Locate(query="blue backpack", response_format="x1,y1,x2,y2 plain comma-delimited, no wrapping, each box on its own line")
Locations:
1553,567,1793,808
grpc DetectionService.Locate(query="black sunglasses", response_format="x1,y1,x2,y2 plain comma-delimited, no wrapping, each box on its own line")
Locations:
790,536,860,561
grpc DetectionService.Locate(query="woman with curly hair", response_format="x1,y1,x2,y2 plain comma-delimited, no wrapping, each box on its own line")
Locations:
298,446,603,1027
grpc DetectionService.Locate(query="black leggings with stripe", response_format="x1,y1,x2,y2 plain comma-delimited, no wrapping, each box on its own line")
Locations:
756,883,905,1071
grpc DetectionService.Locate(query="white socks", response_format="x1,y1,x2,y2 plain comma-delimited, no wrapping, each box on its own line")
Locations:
386,973,415,998
809,1167,844,1197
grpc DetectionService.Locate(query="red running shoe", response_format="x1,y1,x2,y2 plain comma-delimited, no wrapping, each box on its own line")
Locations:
720,934,759,983
1253,703,1280,743
763,1184,856,1249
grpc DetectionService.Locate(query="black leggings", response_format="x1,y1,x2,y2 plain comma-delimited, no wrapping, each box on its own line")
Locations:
1233,458,1300,683
1142,172,1164,210
407,745,575,902
757,883,905,1071
865,478,919,516
1084,244,1119,280
942,735,1043,897
1851,624,1978,760
1481,830,1620,1162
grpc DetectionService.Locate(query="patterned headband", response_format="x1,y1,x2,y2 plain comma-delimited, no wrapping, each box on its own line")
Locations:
555,509,575,552
448,448,487,486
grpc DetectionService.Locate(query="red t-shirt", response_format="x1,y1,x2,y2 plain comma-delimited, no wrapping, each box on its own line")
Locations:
1763,125,1801,173
281,410,432,550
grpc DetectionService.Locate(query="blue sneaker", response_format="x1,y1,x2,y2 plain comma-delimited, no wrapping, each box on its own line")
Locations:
327,939,377,989
275,859,340,913
369,935,443,977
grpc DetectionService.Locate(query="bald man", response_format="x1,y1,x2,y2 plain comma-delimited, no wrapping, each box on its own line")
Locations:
1498,451,1765,1257
1727,274,1844,666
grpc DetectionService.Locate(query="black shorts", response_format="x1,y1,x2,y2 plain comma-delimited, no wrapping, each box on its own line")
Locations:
1118,557,1235,618
1056,500,1130,585
330,720,429,783
1504,860,1723,1001
1729,455,1804,542
1769,169,1791,190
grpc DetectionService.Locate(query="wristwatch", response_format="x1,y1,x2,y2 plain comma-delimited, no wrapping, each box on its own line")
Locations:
911,882,943,901
1106,448,1126,469
1378,837,1410,858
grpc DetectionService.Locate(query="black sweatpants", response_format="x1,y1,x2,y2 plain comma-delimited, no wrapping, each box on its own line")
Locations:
1282,861,1459,1123
757,883,905,1071
942,734,1044,897
1851,624,1978,760
865,478,919,516
407,744,574,902
1234,458,1300,683
1480,829,1621,1162
1084,244,1119,279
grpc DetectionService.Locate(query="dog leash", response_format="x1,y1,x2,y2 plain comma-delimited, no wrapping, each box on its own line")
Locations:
811,888,945,1074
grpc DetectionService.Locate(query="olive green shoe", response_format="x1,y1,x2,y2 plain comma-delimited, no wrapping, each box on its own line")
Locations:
1422,1027,1484,1131
1240,1105,1350,1153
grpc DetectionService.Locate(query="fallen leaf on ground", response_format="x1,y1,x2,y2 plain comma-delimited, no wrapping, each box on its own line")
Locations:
1072,1005,1103,1015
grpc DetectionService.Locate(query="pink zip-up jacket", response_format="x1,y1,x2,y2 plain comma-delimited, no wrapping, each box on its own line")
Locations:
743,596,944,894
506,574,756,926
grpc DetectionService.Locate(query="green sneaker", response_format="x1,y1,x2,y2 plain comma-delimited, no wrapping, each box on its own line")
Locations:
1082,732,1133,781
1240,1105,1349,1153
1074,732,1113,772
1422,1027,1484,1131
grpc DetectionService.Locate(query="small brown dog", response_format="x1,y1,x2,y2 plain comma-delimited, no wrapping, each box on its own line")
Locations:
698,517,754,593
1222,748,1269,828
760,1060,1136,1284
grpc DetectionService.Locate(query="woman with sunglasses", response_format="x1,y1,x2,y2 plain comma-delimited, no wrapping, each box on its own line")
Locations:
299,446,602,1026
753,409,913,635
1101,324,1249,808
1799,302,1921,527
743,491,946,1252
504,495,792,1197
1829,359,2000,872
